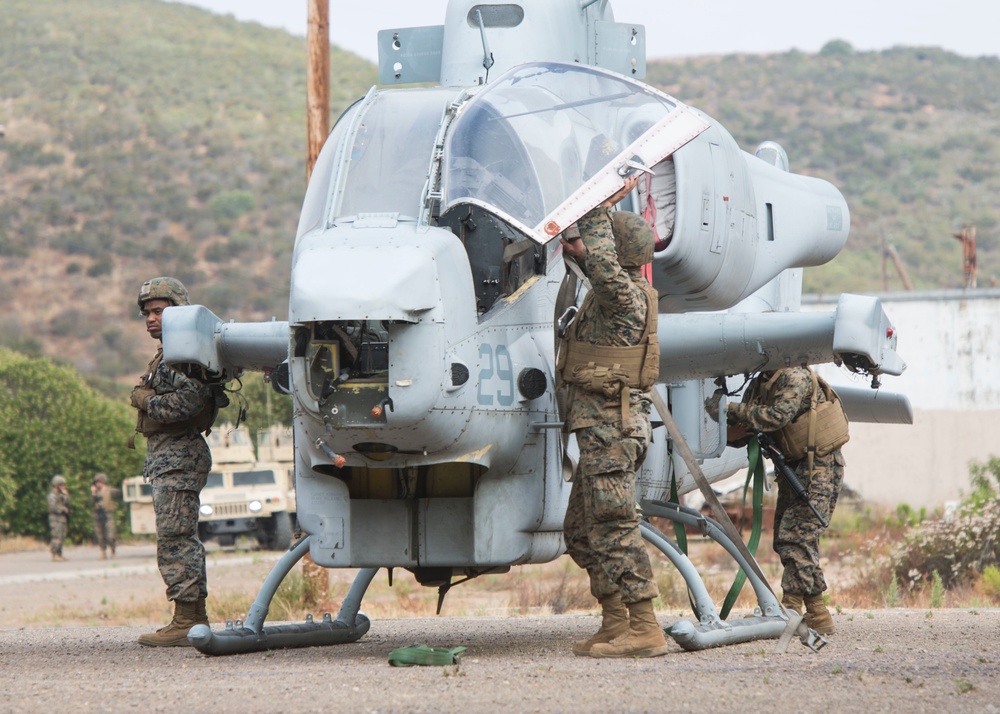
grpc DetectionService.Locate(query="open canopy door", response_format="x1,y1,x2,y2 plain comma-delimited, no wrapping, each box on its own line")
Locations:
442,62,710,243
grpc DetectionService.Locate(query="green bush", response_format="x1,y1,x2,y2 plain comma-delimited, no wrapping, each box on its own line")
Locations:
216,371,293,440
982,565,1000,600
892,457,1000,589
0,349,146,541
209,190,256,222
966,456,1000,511
3,141,64,170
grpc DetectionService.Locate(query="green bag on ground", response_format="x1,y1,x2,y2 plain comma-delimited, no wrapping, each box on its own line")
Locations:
388,643,467,667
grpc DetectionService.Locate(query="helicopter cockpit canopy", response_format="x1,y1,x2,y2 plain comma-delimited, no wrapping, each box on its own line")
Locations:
441,62,710,244
295,87,460,241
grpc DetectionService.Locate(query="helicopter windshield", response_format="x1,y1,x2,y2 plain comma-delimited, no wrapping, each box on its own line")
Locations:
335,88,456,220
442,62,709,242
443,63,672,226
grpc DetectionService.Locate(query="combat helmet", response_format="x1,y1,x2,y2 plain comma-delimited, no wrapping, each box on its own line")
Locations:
51,475,66,487
611,211,655,268
93,472,108,484
137,277,190,310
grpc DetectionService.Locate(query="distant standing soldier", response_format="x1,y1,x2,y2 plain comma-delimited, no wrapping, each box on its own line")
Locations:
47,475,71,562
91,472,120,560
129,277,220,647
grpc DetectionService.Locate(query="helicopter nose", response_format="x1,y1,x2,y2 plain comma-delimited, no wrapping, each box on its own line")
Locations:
291,231,440,324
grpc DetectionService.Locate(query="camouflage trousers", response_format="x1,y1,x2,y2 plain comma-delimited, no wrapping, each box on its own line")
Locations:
49,515,68,556
773,450,845,596
152,470,208,602
93,510,117,551
564,423,658,604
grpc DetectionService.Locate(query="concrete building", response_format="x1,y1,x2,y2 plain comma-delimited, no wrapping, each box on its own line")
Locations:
805,289,1000,510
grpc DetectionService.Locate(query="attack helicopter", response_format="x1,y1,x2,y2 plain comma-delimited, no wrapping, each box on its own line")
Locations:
162,0,910,655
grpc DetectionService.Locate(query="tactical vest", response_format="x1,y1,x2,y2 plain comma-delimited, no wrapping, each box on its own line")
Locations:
93,487,117,514
557,281,660,428
762,368,850,471
131,349,219,446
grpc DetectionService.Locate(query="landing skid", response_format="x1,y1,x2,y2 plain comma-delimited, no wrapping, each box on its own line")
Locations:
190,504,827,655
641,499,827,652
188,536,377,655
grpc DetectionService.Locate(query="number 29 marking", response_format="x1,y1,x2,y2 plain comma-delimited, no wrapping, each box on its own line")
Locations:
477,343,515,406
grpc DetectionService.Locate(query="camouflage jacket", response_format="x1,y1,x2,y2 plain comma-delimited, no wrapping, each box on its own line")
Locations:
563,207,652,432
47,489,70,518
91,485,120,514
728,367,821,431
728,367,838,461
137,347,213,486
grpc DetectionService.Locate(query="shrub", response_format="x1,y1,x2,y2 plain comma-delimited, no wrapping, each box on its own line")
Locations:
209,190,256,222
966,457,1000,511
0,350,145,540
892,457,1000,590
982,565,1000,601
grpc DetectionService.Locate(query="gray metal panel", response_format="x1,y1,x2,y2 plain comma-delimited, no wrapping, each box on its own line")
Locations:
421,498,474,565
594,21,646,79
378,26,444,85
835,386,913,424
351,500,414,566
162,305,288,373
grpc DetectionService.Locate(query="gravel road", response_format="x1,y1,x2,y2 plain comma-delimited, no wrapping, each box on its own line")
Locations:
2,545,999,713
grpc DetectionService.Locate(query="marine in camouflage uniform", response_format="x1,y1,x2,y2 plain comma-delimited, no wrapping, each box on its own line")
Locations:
725,366,844,634
91,472,121,559
558,176,668,658
130,277,216,647
47,475,71,561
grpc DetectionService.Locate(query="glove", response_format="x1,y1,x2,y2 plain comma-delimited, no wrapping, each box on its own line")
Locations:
704,389,724,423
130,387,154,410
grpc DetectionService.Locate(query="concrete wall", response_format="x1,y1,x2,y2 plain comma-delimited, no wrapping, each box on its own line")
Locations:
805,289,1000,510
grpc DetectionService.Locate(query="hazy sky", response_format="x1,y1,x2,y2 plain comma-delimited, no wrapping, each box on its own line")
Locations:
167,0,998,62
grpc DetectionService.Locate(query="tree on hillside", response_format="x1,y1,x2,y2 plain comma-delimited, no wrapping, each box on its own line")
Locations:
215,371,294,454
0,349,146,542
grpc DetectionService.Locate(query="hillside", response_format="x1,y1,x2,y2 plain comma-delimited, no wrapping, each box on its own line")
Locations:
0,0,375,381
648,45,1000,295
2,1,998,381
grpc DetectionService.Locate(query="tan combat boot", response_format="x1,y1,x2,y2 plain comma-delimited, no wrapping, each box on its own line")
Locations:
137,600,201,647
100,549,107,561
781,591,805,615
804,593,835,635
194,597,209,627
590,599,670,659
572,593,629,656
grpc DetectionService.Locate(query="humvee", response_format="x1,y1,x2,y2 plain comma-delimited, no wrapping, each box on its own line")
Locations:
123,424,296,550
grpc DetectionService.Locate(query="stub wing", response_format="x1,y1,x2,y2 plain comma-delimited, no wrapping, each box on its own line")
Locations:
657,294,905,384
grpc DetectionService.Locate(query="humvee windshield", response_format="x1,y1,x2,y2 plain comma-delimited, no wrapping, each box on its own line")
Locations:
233,470,277,487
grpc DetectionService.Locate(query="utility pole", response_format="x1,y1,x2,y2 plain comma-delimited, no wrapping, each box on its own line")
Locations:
880,233,913,291
952,224,977,289
301,0,332,608
306,0,330,181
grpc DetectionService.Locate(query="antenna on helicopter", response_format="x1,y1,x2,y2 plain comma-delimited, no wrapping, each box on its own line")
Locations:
474,9,495,76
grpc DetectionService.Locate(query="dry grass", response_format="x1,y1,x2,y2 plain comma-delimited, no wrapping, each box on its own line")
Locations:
23,598,174,629
6,498,997,629
0,534,45,553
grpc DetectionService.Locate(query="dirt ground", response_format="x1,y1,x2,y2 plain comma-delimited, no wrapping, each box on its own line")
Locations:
2,543,999,713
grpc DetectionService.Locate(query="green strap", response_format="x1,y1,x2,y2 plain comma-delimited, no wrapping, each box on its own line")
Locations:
669,468,688,554
665,469,701,626
388,643,467,667
719,436,765,620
